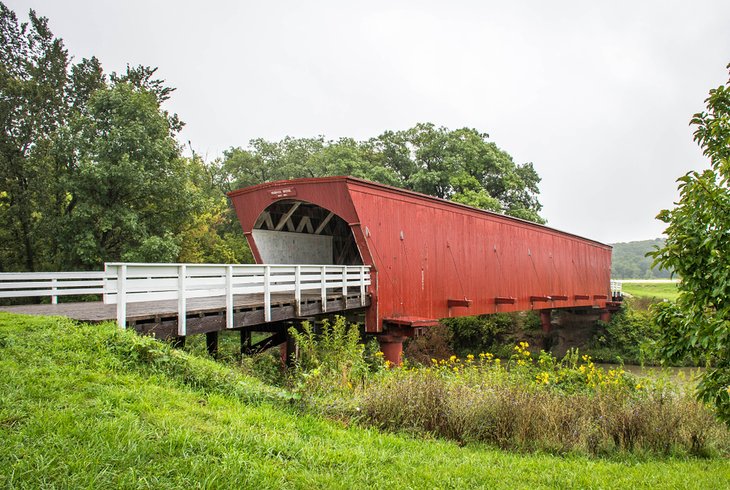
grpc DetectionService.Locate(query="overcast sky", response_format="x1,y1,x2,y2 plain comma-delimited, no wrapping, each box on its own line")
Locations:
8,0,730,244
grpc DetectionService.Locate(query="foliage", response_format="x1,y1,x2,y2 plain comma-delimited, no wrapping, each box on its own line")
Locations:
403,324,455,365
0,4,203,271
3,316,729,488
442,311,540,358
0,3,100,271
360,345,728,456
649,62,730,424
219,123,546,223
610,239,673,279
588,305,659,365
288,316,371,397
56,81,193,265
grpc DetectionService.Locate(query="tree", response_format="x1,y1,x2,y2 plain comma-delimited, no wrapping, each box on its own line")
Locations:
56,81,193,266
0,2,201,271
0,3,79,271
650,63,730,423
220,123,546,223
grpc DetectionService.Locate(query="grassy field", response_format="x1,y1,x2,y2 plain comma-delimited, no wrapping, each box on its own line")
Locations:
1,313,728,489
620,281,680,302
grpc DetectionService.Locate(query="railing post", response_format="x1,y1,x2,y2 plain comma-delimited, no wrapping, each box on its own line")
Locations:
116,265,127,329
360,266,366,306
321,265,327,313
226,265,233,329
103,263,108,304
51,278,58,305
264,265,271,322
294,265,301,316
178,264,187,336
342,267,347,297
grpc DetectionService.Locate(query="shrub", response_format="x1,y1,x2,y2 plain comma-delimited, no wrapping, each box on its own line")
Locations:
288,316,371,398
403,324,454,365
444,313,514,354
589,304,660,364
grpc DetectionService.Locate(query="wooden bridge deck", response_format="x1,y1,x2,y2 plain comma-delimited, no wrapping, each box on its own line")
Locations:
0,291,370,338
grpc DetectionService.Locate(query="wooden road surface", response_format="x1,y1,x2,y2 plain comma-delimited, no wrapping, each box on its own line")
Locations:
0,291,370,338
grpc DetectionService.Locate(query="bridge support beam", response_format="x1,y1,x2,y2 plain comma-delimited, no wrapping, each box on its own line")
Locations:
540,309,552,333
378,334,407,366
206,331,219,357
280,330,297,367
240,329,252,356
599,310,612,323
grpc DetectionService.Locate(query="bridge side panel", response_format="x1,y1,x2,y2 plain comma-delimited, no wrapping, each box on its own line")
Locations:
346,181,612,331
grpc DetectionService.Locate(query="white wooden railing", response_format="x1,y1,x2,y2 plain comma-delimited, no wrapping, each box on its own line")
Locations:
104,263,370,334
1,263,372,335
0,271,105,303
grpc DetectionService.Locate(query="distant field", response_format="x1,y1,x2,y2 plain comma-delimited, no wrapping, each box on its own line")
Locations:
620,280,680,301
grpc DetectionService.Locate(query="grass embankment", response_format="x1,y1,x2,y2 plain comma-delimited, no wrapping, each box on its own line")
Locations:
1,313,729,488
620,281,680,302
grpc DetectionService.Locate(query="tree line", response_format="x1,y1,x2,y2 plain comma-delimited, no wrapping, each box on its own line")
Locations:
0,3,545,272
610,238,673,279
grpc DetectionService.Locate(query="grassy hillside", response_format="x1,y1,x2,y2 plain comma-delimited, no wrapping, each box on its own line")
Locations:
1,313,728,489
611,239,673,279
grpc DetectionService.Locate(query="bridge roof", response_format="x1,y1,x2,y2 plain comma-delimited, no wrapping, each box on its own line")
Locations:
228,176,610,249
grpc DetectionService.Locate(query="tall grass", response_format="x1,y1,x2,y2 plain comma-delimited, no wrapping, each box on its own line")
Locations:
349,345,728,457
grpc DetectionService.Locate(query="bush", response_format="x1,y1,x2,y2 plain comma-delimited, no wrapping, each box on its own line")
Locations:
288,316,372,399
403,324,454,365
588,304,659,364
443,314,514,354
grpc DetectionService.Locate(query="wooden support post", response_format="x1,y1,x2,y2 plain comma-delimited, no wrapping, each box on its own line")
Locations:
360,266,366,306
321,265,327,313
342,267,348,297
540,309,552,333
206,331,219,357
264,265,271,322
51,278,58,305
226,265,234,329
280,326,297,367
116,264,127,329
240,329,252,356
177,264,187,336
294,265,301,316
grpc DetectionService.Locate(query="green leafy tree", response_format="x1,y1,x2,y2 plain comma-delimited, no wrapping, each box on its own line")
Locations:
221,123,545,223
57,81,192,266
0,3,213,271
0,3,104,270
650,63,730,423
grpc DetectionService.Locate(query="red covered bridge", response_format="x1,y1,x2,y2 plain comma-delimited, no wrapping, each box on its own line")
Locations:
229,176,616,362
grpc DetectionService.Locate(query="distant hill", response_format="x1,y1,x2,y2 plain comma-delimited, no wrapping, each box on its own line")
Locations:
610,238,674,279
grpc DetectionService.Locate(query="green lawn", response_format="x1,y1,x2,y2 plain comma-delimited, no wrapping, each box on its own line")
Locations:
1,313,728,489
620,281,680,301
